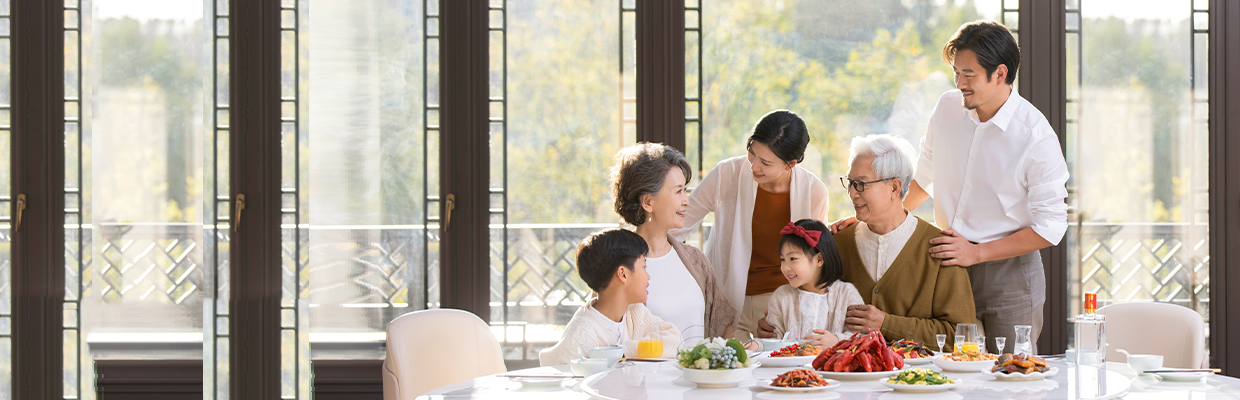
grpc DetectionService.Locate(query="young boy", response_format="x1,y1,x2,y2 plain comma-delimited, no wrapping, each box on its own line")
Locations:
538,228,683,366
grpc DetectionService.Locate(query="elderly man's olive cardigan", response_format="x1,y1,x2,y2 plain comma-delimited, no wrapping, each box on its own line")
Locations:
834,217,977,347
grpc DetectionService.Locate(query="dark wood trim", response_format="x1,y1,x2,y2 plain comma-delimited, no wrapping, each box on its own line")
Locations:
229,0,284,397
312,360,383,399
1209,0,1240,378
10,0,66,398
1017,0,1069,355
96,360,202,399
439,0,492,317
635,0,686,151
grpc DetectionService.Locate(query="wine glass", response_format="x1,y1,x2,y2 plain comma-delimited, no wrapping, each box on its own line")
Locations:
978,335,987,354
935,334,946,353
996,336,1007,354
954,334,965,352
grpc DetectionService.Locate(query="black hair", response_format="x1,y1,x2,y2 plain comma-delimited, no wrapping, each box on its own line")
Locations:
609,143,693,226
746,110,810,164
942,20,1020,85
576,228,649,292
778,219,843,290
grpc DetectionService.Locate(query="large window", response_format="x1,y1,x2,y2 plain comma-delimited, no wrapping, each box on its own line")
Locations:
1067,0,1209,348
488,0,629,366
690,0,1004,235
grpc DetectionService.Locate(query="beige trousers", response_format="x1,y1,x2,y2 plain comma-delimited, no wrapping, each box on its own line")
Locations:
732,292,774,342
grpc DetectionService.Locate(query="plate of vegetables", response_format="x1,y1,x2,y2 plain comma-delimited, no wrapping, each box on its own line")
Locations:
889,339,936,365
755,369,840,392
809,331,904,381
753,343,823,367
880,368,961,393
675,338,760,389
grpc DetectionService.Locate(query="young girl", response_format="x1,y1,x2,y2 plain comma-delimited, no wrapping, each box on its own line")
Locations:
753,219,864,349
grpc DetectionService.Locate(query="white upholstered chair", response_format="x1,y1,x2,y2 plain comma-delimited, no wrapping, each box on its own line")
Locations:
382,309,507,399
1097,302,1207,368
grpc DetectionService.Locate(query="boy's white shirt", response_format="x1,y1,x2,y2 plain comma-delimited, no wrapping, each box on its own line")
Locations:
538,298,683,366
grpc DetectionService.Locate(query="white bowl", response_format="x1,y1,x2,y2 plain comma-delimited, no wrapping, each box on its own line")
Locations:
753,353,818,367
570,358,610,377
1126,354,1163,375
932,356,998,372
676,362,761,389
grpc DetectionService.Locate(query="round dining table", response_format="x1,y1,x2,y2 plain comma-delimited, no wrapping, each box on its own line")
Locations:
416,359,1240,400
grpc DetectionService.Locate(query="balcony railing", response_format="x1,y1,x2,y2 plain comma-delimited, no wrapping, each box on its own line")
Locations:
0,221,1208,361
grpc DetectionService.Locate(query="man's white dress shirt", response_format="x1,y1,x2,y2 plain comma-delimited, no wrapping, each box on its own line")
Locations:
915,89,1069,245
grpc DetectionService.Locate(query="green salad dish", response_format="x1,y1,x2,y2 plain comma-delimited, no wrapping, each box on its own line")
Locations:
885,368,955,385
676,337,753,370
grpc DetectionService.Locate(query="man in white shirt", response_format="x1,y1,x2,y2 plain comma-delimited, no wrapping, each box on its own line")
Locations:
833,21,1068,354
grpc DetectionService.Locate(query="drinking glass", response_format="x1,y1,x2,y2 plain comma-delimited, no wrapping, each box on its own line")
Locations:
935,334,946,353
996,336,1007,354
955,323,978,352
978,335,987,354
954,334,965,352
637,335,663,359
1014,325,1033,355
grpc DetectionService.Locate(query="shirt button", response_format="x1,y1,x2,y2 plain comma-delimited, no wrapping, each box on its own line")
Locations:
874,288,880,294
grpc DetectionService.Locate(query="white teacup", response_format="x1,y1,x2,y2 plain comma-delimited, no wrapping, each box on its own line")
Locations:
1127,354,1164,376
751,339,798,353
588,345,624,367
570,358,610,377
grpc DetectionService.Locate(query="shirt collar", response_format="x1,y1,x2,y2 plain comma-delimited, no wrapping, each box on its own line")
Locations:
966,88,1019,132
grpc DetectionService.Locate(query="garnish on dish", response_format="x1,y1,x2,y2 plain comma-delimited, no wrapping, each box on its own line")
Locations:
886,368,955,385
769,343,822,357
771,368,831,387
888,339,935,359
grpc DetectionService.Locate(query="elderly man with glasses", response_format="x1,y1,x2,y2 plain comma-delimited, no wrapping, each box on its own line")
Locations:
760,134,976,347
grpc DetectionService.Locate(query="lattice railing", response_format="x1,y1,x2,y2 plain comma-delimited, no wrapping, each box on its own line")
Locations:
25,222,1208,330
1072,222,1210,318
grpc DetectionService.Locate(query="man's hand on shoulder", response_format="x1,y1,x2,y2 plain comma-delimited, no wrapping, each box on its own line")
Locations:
929,229,983,267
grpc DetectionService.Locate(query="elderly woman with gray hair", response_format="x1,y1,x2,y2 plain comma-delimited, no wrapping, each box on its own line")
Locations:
609,143,736,340
758,134,976,347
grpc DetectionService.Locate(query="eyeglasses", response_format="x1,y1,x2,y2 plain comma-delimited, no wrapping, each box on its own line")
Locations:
839,176,893,193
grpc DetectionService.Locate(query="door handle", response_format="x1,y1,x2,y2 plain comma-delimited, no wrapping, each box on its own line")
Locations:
14,193,25,232
444,194,455,231
234,194,245,232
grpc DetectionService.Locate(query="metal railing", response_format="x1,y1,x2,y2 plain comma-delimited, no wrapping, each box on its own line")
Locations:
3,221,1205,359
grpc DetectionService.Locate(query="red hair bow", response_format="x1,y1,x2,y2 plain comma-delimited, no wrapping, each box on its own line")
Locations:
779,222,821,247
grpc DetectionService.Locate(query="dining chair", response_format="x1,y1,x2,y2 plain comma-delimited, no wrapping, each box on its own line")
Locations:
1097,302,1207,368
383,308,507,399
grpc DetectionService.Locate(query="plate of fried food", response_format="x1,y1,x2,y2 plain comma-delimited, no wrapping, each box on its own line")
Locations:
810,331,905,381
755,368,841,392
889,339,936,365
932,349,999,372
980,353,1057,381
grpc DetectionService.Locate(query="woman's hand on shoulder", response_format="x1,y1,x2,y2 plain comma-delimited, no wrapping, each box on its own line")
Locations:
829,216,859,234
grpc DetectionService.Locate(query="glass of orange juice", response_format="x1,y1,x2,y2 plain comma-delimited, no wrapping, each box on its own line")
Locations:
637,337,663,359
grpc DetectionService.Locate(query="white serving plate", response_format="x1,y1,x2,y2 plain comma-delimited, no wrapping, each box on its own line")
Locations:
980,366,1059,381
879,377,963,393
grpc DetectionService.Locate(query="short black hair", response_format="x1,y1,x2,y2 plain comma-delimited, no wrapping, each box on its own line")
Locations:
576,228,649,292
778,219,843,290
747,110,810,164
943,20,1020,85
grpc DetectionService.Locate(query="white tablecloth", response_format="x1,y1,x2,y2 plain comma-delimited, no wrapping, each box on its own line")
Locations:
416,360,1240,400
